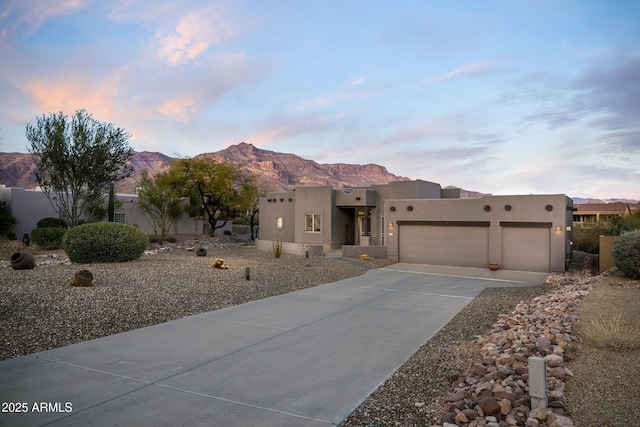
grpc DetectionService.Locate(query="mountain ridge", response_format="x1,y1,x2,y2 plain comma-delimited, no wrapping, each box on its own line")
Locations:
1,142,636,203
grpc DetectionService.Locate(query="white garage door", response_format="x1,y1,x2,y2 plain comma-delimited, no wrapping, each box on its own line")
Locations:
501,224,551,272
398,222,489,268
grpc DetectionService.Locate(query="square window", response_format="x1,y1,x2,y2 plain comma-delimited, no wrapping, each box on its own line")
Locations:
114,213,126,224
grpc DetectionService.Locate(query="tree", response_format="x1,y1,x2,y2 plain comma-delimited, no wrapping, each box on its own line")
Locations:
166,158,257,236
0,200,16,239
26,109,134,227
237,185,270,240
136,170,185,243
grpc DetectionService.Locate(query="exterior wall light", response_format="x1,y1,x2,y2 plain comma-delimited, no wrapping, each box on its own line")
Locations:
555,226,562,232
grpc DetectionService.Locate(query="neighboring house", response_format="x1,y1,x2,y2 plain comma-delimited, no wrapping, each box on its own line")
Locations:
572,203,632,223
257,180,573,273
0,185,221,238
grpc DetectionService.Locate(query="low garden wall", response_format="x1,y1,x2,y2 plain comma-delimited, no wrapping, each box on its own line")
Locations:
255,239,324,257
599,235,617,273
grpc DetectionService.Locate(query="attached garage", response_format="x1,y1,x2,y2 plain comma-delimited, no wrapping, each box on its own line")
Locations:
398,221,490,268
500,222,551,272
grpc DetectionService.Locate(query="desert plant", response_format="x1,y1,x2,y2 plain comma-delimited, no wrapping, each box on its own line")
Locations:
30,227,67,249
62,222,148,263
572,223,608,254
223,230,232,236
612,230,640,278
36,217,68,229
212,258,229,269
360,253,370,260
582,313,640,351
272,238,282,258
0,201,16,239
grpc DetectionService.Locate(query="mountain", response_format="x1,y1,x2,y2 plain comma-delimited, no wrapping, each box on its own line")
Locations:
0,143,410,194
197,142,410,191
571,197,639,205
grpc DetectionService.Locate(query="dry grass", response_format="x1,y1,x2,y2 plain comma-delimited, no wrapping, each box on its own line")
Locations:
582,313,640,351
565,273,640,426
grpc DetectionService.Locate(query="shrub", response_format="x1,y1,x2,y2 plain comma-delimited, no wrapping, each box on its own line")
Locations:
223,230,232,236
30,227,67,249
62,222,149,263
572,223,608,254
272,238,282,258
582,314,640,351
612,230,640,278
36,217,68,229
0,201,16,239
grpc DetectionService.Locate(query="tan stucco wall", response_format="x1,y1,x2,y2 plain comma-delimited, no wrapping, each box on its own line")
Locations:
1,186,203,238
293,186,334,245
258,193,296,242
384,194,572,272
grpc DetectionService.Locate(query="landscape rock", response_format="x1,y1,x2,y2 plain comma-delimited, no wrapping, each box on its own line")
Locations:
431,273,594,426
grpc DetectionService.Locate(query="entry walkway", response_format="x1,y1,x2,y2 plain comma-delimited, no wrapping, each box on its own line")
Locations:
0,265,548,427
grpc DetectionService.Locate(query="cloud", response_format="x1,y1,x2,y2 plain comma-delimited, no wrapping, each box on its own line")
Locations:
350,75,366,87
439,60,494,81
521,54,640,153
152,4,239,66
0,0,87,47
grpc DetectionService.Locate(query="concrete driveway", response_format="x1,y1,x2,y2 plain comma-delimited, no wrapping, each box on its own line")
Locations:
0,264,548,427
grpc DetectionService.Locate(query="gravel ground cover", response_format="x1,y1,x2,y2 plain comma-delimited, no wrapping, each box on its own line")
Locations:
0,237,392,361
2,241,638,426
341,252,640,427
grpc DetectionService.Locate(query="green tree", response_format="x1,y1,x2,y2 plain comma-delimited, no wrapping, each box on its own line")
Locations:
166,158,256,236
26,109,134,227
237,185,269,240
136,170,184,243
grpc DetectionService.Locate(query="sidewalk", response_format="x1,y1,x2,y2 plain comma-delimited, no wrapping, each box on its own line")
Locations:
0,264,548,427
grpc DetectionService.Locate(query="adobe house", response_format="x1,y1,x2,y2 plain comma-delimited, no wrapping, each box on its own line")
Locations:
256,180,574,273
572,202,633,224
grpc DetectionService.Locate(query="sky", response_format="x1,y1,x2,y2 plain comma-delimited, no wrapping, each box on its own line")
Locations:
0,1,639,200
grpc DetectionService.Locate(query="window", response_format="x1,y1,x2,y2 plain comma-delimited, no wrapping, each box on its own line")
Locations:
276,216,284,230
114,213,126,224
305,214,321,233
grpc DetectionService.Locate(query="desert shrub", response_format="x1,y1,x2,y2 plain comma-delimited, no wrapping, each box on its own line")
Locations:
612,230,640,278
30,227,67,249
0,201,16,239
582,314,640,351
223,230,232,236
572,223,608,254
36,217,68,229
62,222,149,263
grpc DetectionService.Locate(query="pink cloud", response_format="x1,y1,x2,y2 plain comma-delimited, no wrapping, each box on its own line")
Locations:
153,5,239,66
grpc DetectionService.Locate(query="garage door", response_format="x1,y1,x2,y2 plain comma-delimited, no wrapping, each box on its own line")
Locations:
501,223,551,272
398,221,489,268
